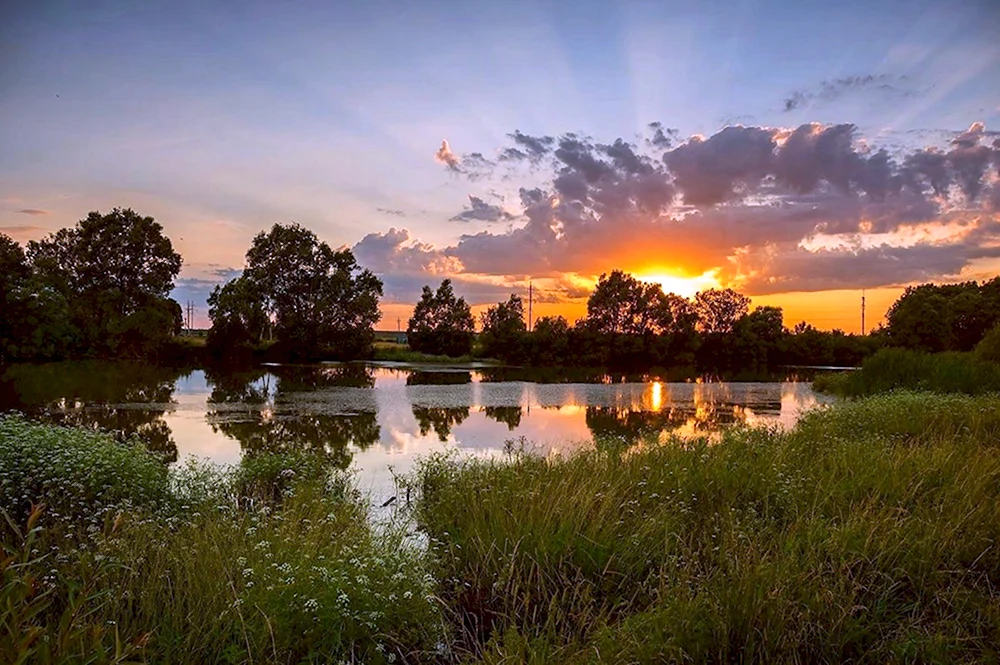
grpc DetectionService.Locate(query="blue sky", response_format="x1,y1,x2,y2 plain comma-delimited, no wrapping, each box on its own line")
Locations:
2,0,998,329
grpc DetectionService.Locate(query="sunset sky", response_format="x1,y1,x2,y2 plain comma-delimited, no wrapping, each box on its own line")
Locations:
2,0,999,332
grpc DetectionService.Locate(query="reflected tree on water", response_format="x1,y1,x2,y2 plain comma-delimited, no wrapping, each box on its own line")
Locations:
211,412,380,470
481,406,522,430
0,361,183,461
204,365,380,470
412,406,470,441
405,371,472,386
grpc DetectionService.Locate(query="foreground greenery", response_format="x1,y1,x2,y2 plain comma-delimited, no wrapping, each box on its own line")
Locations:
6,390,1000,662
416,392,1000,662
1,416,441,664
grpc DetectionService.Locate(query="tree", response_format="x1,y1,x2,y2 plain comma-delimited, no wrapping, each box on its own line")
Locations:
24,208,183,357
209,223,384,361
0,234,30,359
730,306,785,369
206,275,270,358
693,288,751,334
582,270,675,366
407,279,475,357
585,270,672,337
529,316,572,365
480,294,527,362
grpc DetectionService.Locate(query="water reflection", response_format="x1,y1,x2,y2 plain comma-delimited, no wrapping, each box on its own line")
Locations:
204,365,380,469
0,361,834,500
0,361,183,461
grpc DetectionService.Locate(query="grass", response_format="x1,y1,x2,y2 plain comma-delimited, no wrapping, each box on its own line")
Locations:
7,389,1000,662
414,391,1000,663
813,347,1000,396
1,415,444,664
372,341,487,364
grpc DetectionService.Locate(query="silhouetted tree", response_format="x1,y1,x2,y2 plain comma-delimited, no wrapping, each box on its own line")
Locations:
529,316,572,365
208,223,383,361
23,209,183,358
480,294,527,362
407,279,475,357
693,288,750,334
884,281,1000,352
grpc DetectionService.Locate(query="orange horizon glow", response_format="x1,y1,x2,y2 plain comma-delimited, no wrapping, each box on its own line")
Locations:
379,284,906,335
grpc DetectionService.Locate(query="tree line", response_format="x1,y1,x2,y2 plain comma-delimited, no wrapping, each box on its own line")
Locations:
3,209,999,369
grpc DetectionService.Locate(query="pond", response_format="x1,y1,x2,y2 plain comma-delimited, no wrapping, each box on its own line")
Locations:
0,361,834,505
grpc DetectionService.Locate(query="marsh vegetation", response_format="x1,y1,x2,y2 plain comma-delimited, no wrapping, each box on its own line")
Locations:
5,389,1000,663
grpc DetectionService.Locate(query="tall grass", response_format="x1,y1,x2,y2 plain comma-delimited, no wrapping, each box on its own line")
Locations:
813,347,1000,396
0,415,444,664
415,391,1000,662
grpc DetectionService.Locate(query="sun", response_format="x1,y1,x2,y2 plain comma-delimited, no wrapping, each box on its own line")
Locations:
636,269,720,299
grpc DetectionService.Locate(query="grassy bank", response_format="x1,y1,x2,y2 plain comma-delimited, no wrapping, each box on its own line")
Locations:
1,416,443,664
813,347,1000,396
372,341,486,364
415,391,1000,662
7,390,1000,662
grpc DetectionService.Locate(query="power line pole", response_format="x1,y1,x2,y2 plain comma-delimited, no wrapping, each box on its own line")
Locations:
861,289,866,335
528,281,533,332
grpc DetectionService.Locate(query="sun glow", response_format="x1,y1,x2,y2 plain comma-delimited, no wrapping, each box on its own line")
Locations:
637,270,720,299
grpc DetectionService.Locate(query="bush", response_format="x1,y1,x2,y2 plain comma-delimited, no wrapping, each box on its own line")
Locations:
975,324,1000,364
815,347,1000,396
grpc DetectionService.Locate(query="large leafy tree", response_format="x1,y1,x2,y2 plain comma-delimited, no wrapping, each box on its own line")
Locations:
884,281,1000,352
584,271,673,337
24,209,183,357
208,223,383,360
581,270,674,366
693,288,751,334
480,294,527,362
407,280,476,357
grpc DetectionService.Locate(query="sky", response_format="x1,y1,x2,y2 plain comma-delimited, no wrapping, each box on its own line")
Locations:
1,0,999,332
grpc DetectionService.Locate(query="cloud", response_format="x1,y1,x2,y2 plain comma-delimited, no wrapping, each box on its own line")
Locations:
450,195,516,223
434,139,460,171
664,126,776,205
783,74,914,112
377,207,406,217
17,208,49,216
410,120,1000,301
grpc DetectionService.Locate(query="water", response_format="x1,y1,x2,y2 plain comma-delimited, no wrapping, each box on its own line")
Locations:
0,361,833,504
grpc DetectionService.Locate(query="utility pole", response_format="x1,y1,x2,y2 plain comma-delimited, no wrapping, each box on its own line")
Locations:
861,289,866,336
528,281,533,332
397,317,401,332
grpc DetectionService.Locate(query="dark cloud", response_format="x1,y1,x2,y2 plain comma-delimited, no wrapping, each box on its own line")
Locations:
646,122,679,148
377,207,406,217
508,130,554,161
17,208,49,216
449,195,516,223
665,126,776,205
212,267,243,282
783,74,913,112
